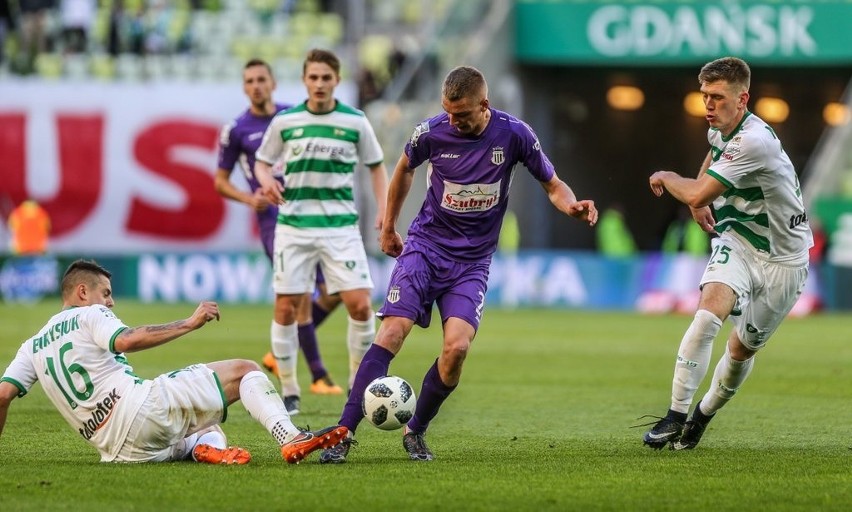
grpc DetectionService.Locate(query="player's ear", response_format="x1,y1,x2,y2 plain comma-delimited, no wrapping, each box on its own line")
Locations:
739,91,749,109
480,98,489,111
76,282,88,303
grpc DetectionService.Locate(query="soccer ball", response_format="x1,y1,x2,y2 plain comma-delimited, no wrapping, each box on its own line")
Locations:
363,375,416,431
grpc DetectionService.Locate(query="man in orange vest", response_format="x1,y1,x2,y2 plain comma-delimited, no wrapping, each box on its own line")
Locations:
8,200,50,255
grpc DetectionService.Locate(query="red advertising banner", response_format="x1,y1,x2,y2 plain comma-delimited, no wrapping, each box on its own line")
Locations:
0,81,355,254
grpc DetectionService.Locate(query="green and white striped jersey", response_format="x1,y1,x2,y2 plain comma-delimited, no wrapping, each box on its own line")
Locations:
706,112,812,264
256,100,384,235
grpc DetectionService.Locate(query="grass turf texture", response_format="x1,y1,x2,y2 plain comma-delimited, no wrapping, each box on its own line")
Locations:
0,302,849,511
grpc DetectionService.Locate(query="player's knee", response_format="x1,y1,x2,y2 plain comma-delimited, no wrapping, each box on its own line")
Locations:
443,338,471,363
728,333,757,360
234,359,263,377
346,300,372,321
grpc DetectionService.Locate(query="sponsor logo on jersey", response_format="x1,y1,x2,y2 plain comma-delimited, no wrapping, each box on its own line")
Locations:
78,388,122,440
409,121,430,147
491,147,505,165
788,212,808,229
441,180,501,213
387,286,400,304
248,131,264,141
722,139,741,161
440,153,460,159
305,141,353,160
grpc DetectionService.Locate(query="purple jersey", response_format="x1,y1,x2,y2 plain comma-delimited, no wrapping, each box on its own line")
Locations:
403,108,555,262
217,102,289,191
217,103,289,259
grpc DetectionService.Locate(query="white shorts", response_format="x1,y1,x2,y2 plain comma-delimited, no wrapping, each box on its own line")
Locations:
273,226,374,295
700,234,808,351
112,364,227,462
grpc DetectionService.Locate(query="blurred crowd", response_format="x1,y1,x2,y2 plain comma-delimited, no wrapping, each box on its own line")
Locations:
0,0,345,76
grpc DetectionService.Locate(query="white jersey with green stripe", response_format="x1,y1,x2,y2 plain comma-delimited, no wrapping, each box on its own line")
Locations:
0,305,152,460
255,100,384,235
706,112,812,264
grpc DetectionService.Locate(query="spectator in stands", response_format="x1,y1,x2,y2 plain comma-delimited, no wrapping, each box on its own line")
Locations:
59,0,96,54
0,0,15,66
106,0,125,56
662,206,710,256
18,0,55,73
596,203,637,257
143,0,172,55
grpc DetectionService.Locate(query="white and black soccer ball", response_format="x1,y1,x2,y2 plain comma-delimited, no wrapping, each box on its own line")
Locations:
363,375,416,431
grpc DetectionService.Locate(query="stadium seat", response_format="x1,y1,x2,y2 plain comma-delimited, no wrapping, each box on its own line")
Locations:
90,54,116,81
145,55,171,80
35,54,63,80
230,36,260,62
115,54,145,82
170,55,196,81
64,55,90,80
317,14,343,46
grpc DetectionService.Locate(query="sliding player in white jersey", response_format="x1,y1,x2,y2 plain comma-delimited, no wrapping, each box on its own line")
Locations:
643,56,812,450
0,259,347,463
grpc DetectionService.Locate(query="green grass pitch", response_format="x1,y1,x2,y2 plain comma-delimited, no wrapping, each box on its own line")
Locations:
0,301,849,511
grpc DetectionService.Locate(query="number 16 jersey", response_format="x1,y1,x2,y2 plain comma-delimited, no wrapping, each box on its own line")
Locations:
1,305,152,459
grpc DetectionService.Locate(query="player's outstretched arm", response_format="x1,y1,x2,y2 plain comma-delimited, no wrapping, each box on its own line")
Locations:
113,301,220,353
540,175,598,226
0,381,19,440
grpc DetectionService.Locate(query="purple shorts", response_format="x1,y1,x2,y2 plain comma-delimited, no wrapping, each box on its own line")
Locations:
378,239,490,330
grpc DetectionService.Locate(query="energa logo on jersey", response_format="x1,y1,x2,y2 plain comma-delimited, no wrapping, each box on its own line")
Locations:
441,180,501,213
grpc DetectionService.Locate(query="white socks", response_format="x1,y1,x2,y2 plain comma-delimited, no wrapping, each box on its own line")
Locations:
239,370,300,446
271,320,300,397
700,348,755,415
671,309,722,413
185,426,226,461
347,316,375,388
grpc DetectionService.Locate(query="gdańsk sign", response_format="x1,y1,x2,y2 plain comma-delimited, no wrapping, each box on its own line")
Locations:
516,0,852,64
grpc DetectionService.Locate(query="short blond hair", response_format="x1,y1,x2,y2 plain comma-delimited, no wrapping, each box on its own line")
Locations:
442,66,487,102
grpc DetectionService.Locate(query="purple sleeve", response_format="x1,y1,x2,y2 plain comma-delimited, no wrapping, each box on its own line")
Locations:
217,121,240,172
404,120,431,169
518,121,555,182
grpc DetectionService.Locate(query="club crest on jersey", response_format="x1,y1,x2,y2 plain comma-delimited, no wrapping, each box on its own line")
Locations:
410,121,430,147
491,147,505,165
387,286,400,304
